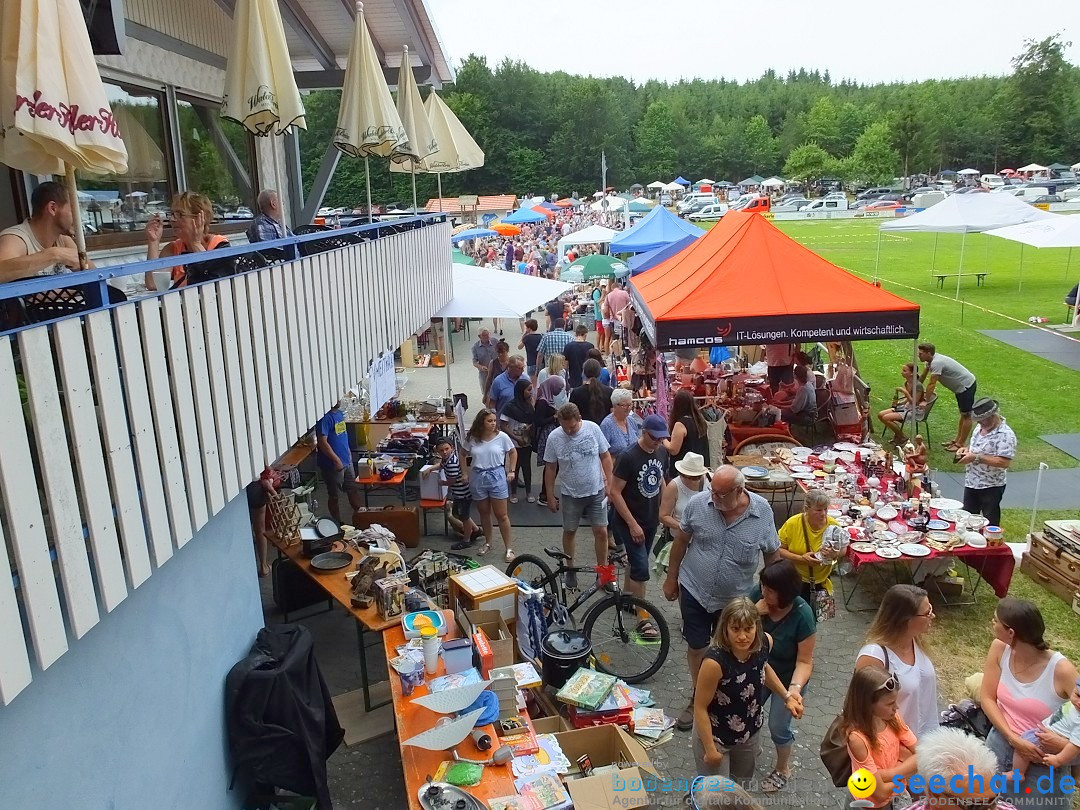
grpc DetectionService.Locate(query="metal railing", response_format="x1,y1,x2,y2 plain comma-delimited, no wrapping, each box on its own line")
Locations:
0,215,452,704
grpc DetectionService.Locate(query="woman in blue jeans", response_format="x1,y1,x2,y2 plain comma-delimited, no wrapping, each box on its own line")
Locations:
750,560,816,794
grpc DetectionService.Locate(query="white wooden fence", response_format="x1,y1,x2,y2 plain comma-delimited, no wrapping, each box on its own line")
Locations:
0,221,451,704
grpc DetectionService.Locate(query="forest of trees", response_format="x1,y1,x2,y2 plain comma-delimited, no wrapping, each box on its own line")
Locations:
298,35,1078,206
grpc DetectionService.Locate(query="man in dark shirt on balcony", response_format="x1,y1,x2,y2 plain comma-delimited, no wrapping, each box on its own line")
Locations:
0,182,86,282
246,189,293,244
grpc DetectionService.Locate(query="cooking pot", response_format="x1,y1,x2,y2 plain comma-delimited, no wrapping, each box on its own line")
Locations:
541,629,592,689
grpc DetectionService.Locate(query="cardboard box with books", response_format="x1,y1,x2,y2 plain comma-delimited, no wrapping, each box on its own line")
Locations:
553,725,659,809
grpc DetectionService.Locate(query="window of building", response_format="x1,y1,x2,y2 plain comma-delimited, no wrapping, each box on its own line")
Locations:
176,96,257,223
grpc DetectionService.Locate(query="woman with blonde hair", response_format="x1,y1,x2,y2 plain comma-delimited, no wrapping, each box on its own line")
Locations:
145,191,230,289
536,352,567,388
855,584,939,738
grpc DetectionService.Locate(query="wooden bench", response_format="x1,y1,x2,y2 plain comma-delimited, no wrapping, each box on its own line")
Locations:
934,272,989,288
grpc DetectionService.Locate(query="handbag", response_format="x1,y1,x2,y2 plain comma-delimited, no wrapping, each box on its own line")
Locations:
820,646,891,786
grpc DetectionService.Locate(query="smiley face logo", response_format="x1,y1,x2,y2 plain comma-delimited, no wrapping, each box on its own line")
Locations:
847,768,877,800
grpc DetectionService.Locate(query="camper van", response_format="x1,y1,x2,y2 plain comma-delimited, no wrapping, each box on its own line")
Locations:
980,174,1006,190
802,198,850,212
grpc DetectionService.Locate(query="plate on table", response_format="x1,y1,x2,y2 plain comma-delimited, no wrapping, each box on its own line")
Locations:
744,377,765,385
876,505,899,521
929,498,964,511
789,464,813,473
938,509,971,524
876,530,898,542
309,551,354,572
791,446,813,458
851,542,877,554
817,450,839,461
833,442,862,453
827,509,843,518
790,472,816,481
927,519,951,531
813,470,828,478
888,519,910,535
899,531,925,544
926,531,953,543
875,547,902,559
838,451,857,464
741,466,770,479
898,543,931,557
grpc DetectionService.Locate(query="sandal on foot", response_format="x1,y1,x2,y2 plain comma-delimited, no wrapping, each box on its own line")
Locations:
635,619,660,641
477,542,491,556
504,549,515,563
509,496,519,504
760,770,790,793
527,495,536,504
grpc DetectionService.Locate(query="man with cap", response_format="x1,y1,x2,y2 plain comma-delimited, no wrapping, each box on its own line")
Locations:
316,398,361,523
662,464,781,731
608,414,669,616
954,397,1016,527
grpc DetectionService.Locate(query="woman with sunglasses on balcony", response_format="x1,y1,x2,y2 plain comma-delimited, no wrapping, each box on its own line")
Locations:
980,598,1078,810
145,191,230,290
855,584,940,738
841,665,919,808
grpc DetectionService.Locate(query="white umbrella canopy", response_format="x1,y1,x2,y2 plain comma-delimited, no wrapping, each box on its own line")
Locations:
420,92,484,174
662,181,684,192
1018,163,1048,173
985,215,1080,248
696,178,715,185
646,181,667,189
333,2,408,160
390,45,438,208
434,264,572,319
956,168,980,176
0,0,129,266
761,177,786,188
220,0,306,135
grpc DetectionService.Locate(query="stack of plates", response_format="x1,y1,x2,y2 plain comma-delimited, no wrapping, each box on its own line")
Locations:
929,498,964,511
789,464,813,473
833,442,862,452
742,466,770,479
938,509,971,524
898,543,931,557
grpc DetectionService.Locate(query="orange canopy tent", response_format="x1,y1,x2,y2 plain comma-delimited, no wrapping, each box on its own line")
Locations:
531,205,556,219
630,211,919,349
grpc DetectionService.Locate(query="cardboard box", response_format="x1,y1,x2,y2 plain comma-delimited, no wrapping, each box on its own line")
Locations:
460,609,514,671
419,464,447,500
531,715,573,735
554,725,659,810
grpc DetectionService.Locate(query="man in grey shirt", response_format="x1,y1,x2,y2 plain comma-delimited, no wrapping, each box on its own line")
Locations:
918,342,977,451
471,329,498,401
544,403,613,589
662,464,780,730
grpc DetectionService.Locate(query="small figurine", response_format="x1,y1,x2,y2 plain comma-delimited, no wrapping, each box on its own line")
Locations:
903,435,929,477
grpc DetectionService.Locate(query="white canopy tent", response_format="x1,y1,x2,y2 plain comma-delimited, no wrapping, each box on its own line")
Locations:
985,214,1080,293
557,224,619,259
696,178,715,186
957,168,980,176
590,195,628,212
877,192,1056,296
646,180,667,189
1018,163,1048,173
433,264,572,394
760,177,786,188
1072,162,1080,172
662,181,684,192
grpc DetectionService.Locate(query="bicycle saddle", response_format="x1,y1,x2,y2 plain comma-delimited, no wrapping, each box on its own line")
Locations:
543,547,571,562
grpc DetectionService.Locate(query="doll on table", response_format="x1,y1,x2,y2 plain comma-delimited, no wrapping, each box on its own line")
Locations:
902,435,929,477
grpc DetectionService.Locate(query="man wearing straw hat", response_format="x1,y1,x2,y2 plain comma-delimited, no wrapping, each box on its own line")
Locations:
954,397,1016,527
0,181,86,282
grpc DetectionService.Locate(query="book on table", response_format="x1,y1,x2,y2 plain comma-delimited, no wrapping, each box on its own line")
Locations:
555,668,617,711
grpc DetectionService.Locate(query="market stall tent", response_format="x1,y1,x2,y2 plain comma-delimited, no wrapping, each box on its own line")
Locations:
629,211,919,349
628,233,699,275
610,203,704,254
557,224,619,258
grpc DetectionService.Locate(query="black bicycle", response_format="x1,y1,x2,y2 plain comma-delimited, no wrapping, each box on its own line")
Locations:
505,547,670,684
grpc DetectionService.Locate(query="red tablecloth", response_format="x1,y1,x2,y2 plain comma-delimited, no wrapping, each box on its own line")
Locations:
846,543,1015,598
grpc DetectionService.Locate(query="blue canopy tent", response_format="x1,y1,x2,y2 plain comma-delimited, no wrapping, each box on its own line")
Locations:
451,228,498,243
610,204,704,254
673,176,691,186
503,208,547,224
628,233,699,275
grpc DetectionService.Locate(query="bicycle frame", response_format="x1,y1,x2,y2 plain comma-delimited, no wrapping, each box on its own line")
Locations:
544,561,620,619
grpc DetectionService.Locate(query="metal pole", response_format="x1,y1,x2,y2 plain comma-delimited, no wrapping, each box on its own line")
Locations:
365,156,373,224
64,165,88,269
444,317,453,399
1028,462,1049,538
955,232,967,299
437,172,443,211
1018,243,1025,292
873,231,882,283
931,232,939,275
411,166,418,212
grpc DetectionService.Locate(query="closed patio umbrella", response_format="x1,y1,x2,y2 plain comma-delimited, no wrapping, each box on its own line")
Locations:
220,0,306,135
333,2,409,221
0,0,129,267
390,45,438,210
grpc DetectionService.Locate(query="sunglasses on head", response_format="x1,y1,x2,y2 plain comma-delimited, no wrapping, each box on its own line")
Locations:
875,675,899,693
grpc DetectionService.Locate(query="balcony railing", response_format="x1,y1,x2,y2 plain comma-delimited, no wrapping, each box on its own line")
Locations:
0,215,452,704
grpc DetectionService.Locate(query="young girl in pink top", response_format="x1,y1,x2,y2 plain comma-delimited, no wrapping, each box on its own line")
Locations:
841,665,918,808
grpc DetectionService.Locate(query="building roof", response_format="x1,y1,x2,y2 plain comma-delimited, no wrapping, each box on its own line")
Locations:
426,195,517,213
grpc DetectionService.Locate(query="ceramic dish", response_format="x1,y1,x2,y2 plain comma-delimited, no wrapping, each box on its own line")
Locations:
833,442,862,452
938,509,971,524
742,466,770,479
817,450,839,461
898,531,925,544
929,498,964,511
898,543,931,557
964,533,988,548
309,551,354,572
813,470,828,478
888,520,910,535
827,509,843,518
926,519,951,531
837,516,854,527
838,451,857,464
875,547,902,559
876,530,898,542
965,516,990,531
850,542,878,554
788,472,814,481
857,505,875,517
926,530,953,543
791,447,813,458
744,377,765,385
876,505,899,520
789,465,813,473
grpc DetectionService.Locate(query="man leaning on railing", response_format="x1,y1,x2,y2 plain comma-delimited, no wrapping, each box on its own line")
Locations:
0,181,93,283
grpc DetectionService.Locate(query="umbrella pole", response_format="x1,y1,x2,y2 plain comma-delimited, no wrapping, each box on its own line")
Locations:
365,156,373,224
873,232,882,283
1018,243,1025,292
443,316,453,399
437,172,443,210
1066,247,1073,280
64,166,88,270
955,232,967,299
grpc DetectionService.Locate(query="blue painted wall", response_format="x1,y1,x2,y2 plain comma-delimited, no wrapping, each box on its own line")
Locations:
0,495,263,809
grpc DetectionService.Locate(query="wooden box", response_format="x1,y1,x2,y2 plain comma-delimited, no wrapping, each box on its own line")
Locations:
1021,552,1078,605
351,506,420,548
448,566,518,622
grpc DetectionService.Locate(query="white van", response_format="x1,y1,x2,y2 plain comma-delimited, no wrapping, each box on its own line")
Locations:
803,198,849,212
980,174,1005,190
676,191,717,214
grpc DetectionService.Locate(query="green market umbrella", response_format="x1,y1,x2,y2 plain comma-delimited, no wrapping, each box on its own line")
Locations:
567,254,628,280
451,248,475,265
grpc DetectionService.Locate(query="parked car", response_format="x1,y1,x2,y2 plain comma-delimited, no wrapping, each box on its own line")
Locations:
823,191,848,202
1028,195,1061,205
803,197,850,211
680,198,715,217
857,186,893,200
1063,187,1080,201
864,200,904,210
688,202,730,221
659,193,673,206
677,192,717,213
772,197,812,212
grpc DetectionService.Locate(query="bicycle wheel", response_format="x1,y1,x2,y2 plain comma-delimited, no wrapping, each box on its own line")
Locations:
582,594,670,684
505,553,558,598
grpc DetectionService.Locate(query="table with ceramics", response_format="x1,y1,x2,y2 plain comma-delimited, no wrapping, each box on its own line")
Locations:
761,441,1015,608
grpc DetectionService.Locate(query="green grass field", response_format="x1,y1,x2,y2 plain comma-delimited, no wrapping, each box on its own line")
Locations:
706,217,1080,472
700,216,1080,697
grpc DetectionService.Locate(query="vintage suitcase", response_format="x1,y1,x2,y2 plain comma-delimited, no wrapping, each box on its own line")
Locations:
351,506,421,548
1026,532,1080,593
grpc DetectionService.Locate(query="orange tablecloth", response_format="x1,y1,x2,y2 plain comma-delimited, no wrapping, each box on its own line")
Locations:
383,612,516,810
